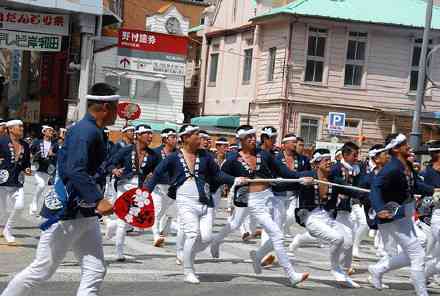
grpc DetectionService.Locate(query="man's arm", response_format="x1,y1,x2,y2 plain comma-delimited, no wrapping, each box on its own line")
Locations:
144,154,173,192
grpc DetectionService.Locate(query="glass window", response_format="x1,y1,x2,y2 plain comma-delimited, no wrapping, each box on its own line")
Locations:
344,32,368,86
410,39,432,91
209,53,219,83
268,47,276,81
242,48,253,83
135,79,159,101
300,117,319,146
305,27,327,83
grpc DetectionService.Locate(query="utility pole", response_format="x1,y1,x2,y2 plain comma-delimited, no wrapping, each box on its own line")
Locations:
410,0,433,151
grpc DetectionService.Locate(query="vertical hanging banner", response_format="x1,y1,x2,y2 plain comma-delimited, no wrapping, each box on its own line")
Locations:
8,50,22,115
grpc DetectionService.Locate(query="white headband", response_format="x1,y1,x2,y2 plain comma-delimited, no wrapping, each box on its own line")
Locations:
199,132,210,139
384,134,407,151
368,148,387,158
0,122,6,126
161,131,177,138
236,128,256,138
42,125,54,132
429,148,440,152
135,126,152,134
216,140,229,145
59,128,66,132
86,94,120,101
6,120,23,127
335,150,342,156
311,153,331,163
179,126,199,137
121,126,135,133
282,136,297,143
261,128,277,137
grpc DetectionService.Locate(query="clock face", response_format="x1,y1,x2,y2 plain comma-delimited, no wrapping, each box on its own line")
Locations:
165,17,181,34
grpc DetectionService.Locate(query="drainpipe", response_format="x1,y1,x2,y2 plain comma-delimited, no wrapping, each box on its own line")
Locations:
200,36,211,116
281,21,295,137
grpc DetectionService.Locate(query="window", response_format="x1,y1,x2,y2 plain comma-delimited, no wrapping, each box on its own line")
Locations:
305,27,328,83
209,53,219,84
200,17,205,25
268,47,276,81
135,79,160,101
410,38,433,92
195,47,201,68
300,117,319,146
345,119,360,129
242,48,253,84
344,32,368,86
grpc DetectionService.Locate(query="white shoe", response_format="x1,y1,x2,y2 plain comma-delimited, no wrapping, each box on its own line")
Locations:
290,272,310,286
3,228,15,244
249,251,262,274
184,273,200,284
105,220,117,240
332,268,360,288
368,266,386,290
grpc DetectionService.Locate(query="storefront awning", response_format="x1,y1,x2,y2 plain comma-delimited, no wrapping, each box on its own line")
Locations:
190,116,240,129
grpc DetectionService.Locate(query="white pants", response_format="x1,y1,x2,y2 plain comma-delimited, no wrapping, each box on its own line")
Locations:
372,203,427,296
249,189,299,280
114,178,138,258
211,206,250,246
0,187,24,232
151,185,175,241
240,214,257,236
425,209,440,278
305,208,345,271
176,195,213,274
285,193,298,234
1,217,106,296
351,204,369,253
30,172,50,214
260,193,287,251
335,210,354,269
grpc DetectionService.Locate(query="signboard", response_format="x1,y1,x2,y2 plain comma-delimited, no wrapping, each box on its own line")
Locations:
9,0,103,15
328,112,346,135
8,50,21,113
118,29,188,56
0,30,62,52
117,102,141,120
0,8,69,36
21,101,41,124
118,56,186,76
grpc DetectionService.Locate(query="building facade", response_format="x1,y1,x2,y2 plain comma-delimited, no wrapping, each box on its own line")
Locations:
198,0,440,152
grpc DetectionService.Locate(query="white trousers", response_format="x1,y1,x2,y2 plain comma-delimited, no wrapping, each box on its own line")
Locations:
0,187,24,231
372,203,427,296
260,193,287,252
351,204,369,253
425,209,440,278
175,195,213,274
30,172,50,214
249,189,299,280
114,178,138,258
285,193,298,234
151,185,175,241
335,210,354,269
305,208,345,271
1,217,106,296
211,206,249,246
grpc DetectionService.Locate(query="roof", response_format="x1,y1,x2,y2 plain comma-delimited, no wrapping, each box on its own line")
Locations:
252,0,440,30
191,116,240,128
188,24,205,33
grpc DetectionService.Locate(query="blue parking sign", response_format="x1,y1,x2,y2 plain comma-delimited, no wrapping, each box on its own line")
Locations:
328,112,346,135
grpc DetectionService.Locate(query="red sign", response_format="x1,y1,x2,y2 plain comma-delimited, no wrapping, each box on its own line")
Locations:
118,29,188,56
117,102,141,120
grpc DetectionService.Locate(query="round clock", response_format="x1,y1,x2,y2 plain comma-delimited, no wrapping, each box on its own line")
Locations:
165,17,181,34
